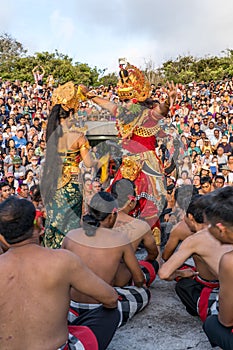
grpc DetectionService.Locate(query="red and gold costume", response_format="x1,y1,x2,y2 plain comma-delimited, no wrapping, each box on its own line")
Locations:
110,61,168,244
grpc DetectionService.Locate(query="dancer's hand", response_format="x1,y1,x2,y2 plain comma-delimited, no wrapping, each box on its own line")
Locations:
167,81,178,107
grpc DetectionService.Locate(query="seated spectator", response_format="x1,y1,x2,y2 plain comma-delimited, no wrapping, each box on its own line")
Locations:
25,155,41,179
35,139,46,159
177,170,192,186
16,183,30,199
199,176,213,194
217,135,232,156
8,155,26,179
200,138,213,155
192,174,201,192
23,169,39,190
0,181,11,202
5,172,19,193
12,128,27,150
212,174,225,189
218,165,233,185
216,146,228,169
205,120,216,139
188,140,201,156
209,156,219,176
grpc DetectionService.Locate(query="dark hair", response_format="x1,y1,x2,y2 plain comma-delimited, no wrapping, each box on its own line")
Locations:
40,104,69,204
214,175,225,182
82,192,118,236
30,185,41,203
205,187,233,227
200,176,212,185
111,179,136,208
186,194,206,223
0,181,10,190
0,197,35,244
174,184,197,211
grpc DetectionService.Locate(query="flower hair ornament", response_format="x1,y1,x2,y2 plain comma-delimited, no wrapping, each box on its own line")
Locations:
52,82,86,112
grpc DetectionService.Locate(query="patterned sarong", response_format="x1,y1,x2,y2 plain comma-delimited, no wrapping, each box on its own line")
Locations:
139,260,158,287
68,286,151,328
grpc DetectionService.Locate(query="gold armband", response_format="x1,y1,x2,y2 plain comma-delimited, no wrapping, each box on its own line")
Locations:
80,141,91,151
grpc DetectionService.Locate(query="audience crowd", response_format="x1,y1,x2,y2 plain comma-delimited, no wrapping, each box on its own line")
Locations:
1,75,233,215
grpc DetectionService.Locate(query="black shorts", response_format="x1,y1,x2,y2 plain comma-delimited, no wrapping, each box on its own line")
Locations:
203,315,233,349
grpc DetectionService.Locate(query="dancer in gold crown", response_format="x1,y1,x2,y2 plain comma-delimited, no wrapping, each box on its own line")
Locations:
82,60,177,248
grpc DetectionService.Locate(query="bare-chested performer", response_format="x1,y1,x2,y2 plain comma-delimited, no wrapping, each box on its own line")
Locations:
110,178,159,285
159,194,233,321
0,196,119,350
62,191,151,327
162,185,196,261
203,186,233,350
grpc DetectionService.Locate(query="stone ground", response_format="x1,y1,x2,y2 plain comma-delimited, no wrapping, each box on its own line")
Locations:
108,278,218,350
108,248,220,350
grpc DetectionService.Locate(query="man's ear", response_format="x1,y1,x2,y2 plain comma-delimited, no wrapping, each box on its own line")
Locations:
216,222,227,235
187,213,194,222
0,234,10,251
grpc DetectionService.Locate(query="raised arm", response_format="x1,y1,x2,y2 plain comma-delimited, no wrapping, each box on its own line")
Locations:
32,65,38,73
40,65,45,76
87,92,118,116
159,81,178,117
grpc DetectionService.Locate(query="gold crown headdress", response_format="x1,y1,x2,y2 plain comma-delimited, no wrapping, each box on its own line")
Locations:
117,59,151,102
52,81,86,112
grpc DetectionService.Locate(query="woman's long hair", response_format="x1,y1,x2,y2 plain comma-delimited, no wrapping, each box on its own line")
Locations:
40,104,69,205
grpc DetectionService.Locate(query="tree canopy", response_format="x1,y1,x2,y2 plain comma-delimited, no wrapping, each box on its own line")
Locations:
0,33,233,86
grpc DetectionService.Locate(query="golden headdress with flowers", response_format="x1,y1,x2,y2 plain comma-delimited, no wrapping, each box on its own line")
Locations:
52,81,86,112
117,58,151,102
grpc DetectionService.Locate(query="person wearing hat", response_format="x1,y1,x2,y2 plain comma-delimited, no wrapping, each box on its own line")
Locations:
200,165,212,179
25,155,41,179
219,165,233,185
5,172,19,193
8,155,25,180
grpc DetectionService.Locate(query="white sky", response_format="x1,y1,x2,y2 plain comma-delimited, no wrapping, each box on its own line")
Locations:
1,0,233,73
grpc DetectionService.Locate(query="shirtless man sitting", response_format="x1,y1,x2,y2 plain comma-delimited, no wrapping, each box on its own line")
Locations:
111,179,159,285
0,197,119,350
162,185,196,261
62,191,151,327
203,186,233,350
159,194,233,321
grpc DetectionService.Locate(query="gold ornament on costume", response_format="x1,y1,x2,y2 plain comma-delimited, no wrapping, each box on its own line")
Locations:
120,155,143,181
117,59,151,102
52,82,86,112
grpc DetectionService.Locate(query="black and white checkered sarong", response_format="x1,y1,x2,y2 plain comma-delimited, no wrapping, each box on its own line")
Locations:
68,286,151,328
